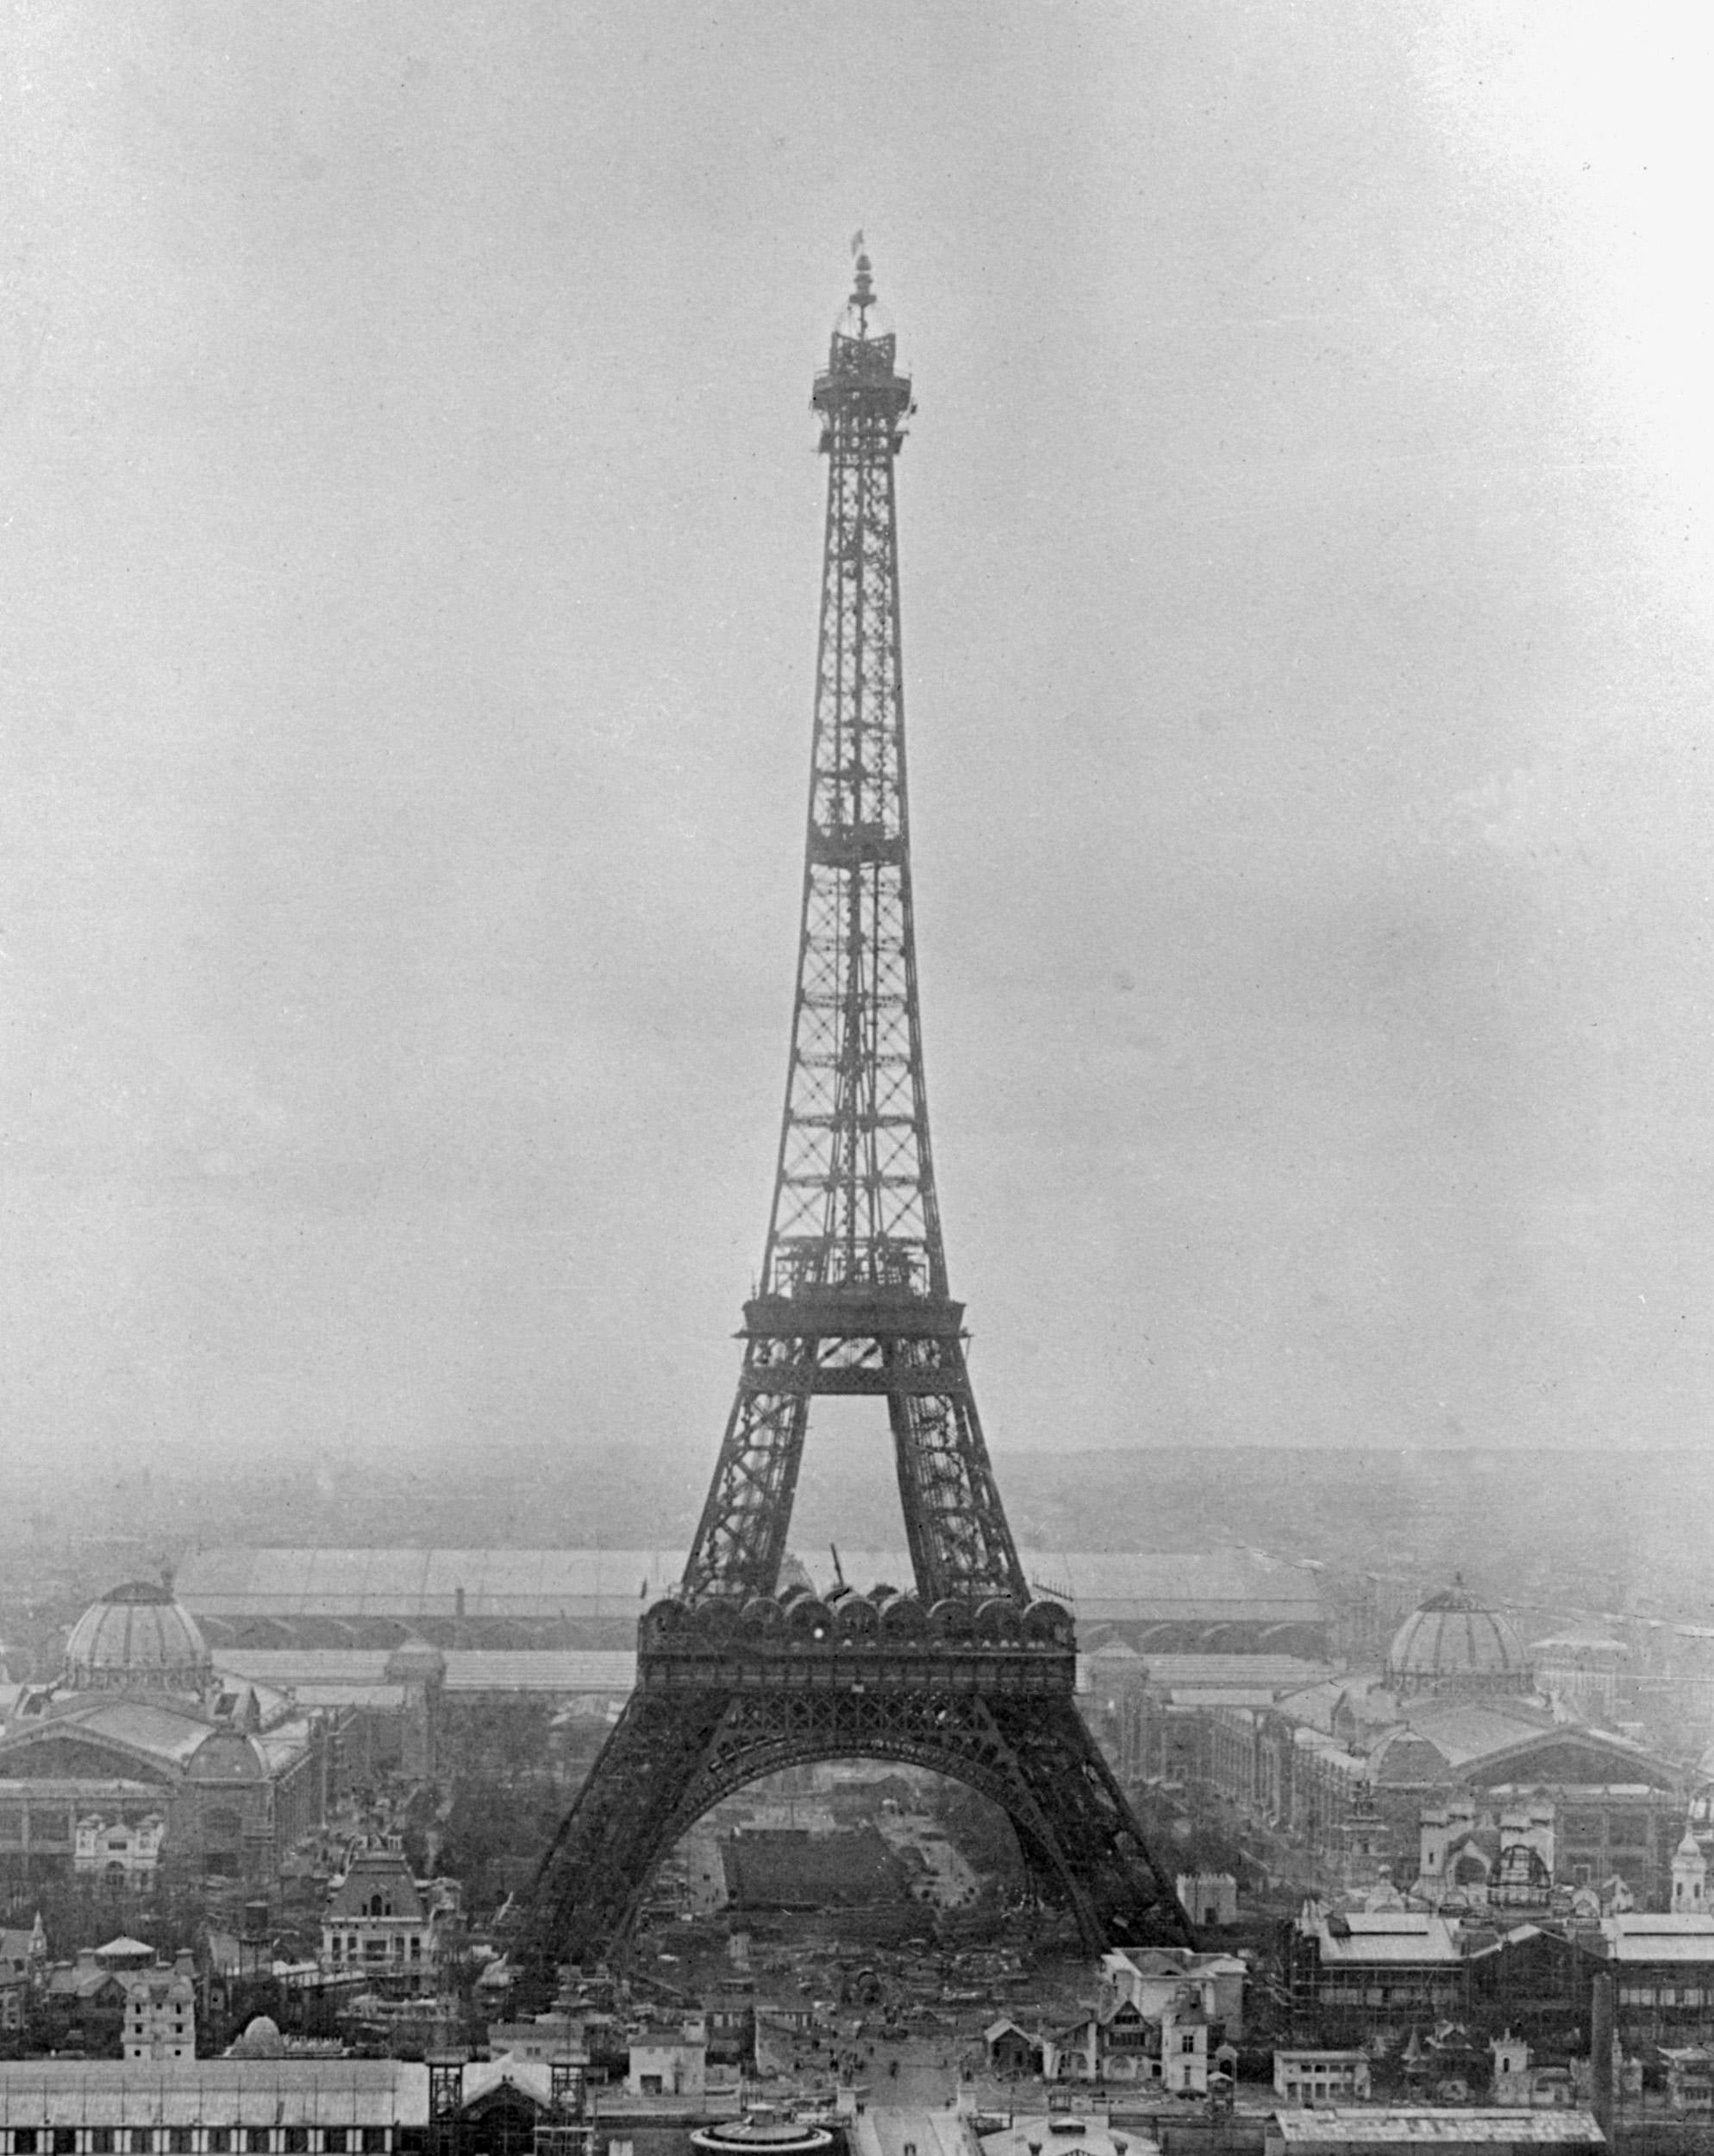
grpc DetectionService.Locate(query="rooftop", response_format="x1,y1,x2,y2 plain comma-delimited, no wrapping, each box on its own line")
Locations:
1367,1703,1673,1788
327,1850,427,1922
213,1649,638,1696
1268,2110,1602,2146
0,1695,218,1769
1386,1580,1530,1697
0,2060,430,2127
1599,1914,1714,1962
1309,1913,1462,1966
979,2119,1133,2156
177,1546,1325,1625
64,1585,212,1695
721,1825,907,1908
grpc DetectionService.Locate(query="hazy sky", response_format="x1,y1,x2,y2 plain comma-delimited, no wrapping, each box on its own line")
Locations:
3,2,1712,1492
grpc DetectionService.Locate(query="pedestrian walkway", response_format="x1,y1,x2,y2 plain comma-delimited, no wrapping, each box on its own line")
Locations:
854,2108,972,2156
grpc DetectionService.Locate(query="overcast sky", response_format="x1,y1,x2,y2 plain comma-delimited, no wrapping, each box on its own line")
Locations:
3,2,1712,1491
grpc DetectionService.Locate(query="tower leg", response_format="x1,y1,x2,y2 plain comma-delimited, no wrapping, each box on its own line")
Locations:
987,1694,1195,1948
520,1690,734,1975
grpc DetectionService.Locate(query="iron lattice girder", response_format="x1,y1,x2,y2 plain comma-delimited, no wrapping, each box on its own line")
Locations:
779,334,934,1300
682,289,1023,1607
517,1634,1192,1974
742,1288,964,1336
639,1639,1076,1699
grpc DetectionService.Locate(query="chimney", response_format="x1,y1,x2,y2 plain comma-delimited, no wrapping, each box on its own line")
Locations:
1590,1971,1615,2140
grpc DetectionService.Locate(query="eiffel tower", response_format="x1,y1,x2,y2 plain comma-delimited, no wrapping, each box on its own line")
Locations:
518,253,1191,1978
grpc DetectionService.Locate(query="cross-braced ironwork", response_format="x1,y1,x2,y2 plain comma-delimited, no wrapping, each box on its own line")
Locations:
519,255,1191,1979
685,251,1019,1607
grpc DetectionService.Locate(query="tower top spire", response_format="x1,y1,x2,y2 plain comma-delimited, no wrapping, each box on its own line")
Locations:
850,247,875,331
821,247,908,411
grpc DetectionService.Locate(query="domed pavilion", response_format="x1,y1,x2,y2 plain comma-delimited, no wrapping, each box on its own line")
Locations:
1386,1576,1533,1701
64,1582,215,1698
0,1578,331,1889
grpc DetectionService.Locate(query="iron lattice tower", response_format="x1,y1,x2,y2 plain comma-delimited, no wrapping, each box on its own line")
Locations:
685,250,1021,1608
519,255,1191,1978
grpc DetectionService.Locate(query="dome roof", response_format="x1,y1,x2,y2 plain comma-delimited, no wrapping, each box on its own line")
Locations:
65,1581,212,1695
1386,1577,1530,1698
228,2014,284,2059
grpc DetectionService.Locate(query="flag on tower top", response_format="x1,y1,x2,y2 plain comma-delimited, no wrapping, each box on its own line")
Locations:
851,229,865,254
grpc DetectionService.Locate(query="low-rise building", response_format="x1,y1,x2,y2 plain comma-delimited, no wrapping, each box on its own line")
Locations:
321,1843,447,1993
1466,1926,1595,2035
0,2059,427,2147
74,1813,167,1884
1176,1872,1238,1928
121,1954,196,2062
1273,2052,1372,2105
485,2017,584,2065
1157,1991,1210,2095
1593,1911,1714,2043
1098,1944,1247,2039
1265,2109,1605,2156
626,2023,705,2100
1049,1977,1228,2090
983,2021,1043,2079
1661,2046,1714,2114
1488,2034,1577,2109
1286,1907,1465,2035
41,1940,157,2058
1198,1707,1370,1870
1531,1637,1629,1723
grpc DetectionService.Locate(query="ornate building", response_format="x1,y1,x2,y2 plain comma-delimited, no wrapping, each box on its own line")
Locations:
1190,1578,1685,1908
1363,1579,1680,1904
63,1586,216,1695
321,1840,451,1994
1673,1826,1707,1914
0,1582,333,1883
